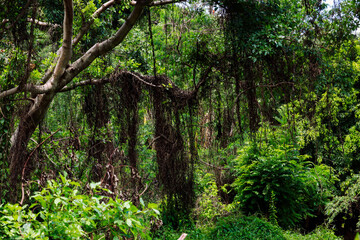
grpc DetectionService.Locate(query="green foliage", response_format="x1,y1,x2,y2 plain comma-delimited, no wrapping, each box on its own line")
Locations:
39,0,64,24
154,215,285,240
193,172,233,225
326,174,360,230
0,174,159,239
283,227,342,240
207,215,285,240
230,121,336,227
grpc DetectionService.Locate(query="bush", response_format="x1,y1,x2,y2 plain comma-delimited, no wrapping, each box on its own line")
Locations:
283,227,342,240
208,215,285,240
326,174,360,238
193,172,233,225
0,174,159,239
230,123,336,228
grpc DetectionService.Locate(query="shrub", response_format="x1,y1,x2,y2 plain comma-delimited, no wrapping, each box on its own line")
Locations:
208,215,285,240
230,124,336,228
0,174,159,239
326,174,360,238
283,227,342,240
193,172,233,226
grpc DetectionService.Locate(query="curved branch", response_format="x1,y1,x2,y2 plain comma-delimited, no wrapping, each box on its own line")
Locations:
72,0,116,46
0,84,52,99
61,1,150,86
1,0,147,100
59,70,162,92
60,78,110,92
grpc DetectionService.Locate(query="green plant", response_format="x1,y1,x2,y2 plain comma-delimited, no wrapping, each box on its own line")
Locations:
208,215,285,240
283,227,341,240
230,123,335,228
326,174,360,236
0,173,159,239
193,172,233,225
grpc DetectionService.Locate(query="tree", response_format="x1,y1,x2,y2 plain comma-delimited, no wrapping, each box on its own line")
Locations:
0,0,178,202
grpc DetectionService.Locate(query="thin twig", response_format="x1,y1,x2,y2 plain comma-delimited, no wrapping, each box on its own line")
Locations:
139,183,148,197
147,136,161,149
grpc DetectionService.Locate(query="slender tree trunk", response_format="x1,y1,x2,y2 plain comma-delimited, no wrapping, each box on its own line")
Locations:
245,62,259,133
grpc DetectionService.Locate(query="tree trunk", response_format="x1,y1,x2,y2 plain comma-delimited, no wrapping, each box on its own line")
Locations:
8,93,54,202
245,63,259,133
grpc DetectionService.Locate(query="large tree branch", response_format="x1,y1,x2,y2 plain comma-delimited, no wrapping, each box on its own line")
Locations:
0,83,59,99
60,78,111,92
61,1,150,87
59,70,161,92
27,0,73,116
0,0,142,100
52,0,73,83
72,0,117,46
26,0,74,101
1,0,171,100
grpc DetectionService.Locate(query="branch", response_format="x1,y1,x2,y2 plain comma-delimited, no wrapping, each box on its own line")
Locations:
2,18,62,29
178,233,188,240
60,78,110,92
126,71,162,87
72,0,116,46
0,0,75,101
0,84,53,99
26,18,61,29
61,1,149,86
130,0,184,6
52,0,73,82
59,71,162,92
2,0,149,100
25,0,74,98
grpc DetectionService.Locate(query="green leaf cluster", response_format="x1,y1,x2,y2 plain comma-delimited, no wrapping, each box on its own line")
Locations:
230,121,336,228
0,174,159,239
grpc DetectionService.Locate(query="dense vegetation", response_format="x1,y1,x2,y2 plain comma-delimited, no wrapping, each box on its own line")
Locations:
1,0,360,239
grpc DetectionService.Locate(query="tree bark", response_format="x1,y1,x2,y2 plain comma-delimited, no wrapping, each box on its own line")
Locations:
8,92,55,202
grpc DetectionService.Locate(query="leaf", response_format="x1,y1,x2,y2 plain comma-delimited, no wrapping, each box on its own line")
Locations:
153,209,160,215
90,182,101,189
148,203,158,209
129,205,138,213
140,198,145,207
54,198,61,206
126,218,132,227
124,201,131,209
70,181,81,187
114,220,124,226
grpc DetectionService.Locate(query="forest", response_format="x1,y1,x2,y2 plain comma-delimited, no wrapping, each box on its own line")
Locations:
1,0,360,239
